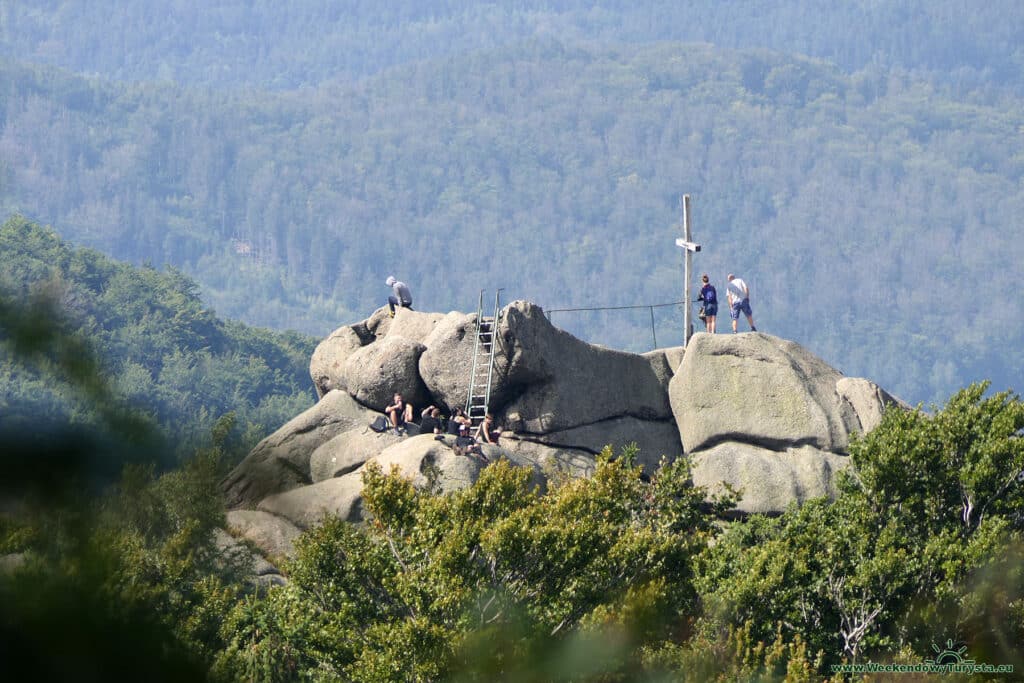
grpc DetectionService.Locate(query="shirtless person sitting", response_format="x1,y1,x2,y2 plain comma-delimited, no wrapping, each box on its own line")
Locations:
385,393,414,435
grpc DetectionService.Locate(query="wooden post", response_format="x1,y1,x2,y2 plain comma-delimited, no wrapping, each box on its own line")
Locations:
675,195,701,346
682,194,693,345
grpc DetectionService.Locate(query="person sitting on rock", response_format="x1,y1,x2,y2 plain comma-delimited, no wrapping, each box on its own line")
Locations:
474,413,502,445
419,406,443,435
458,413,500,462
385,392,414,435
452,418,479,456
447,406,471,435
385,276,413,317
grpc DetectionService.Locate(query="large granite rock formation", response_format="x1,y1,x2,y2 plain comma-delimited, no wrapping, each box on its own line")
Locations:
223,390,377,509
258,434,490,529
226,510,303,559
836,376,908,433
668,332,899,515
309,307,394,397
690,443,850,516
226,303,904,546
309,428,404,483
258,474,367,529
505,416,682,473
419,311,490,410
342,335,430,411
497,302,673,433
669,332,861,454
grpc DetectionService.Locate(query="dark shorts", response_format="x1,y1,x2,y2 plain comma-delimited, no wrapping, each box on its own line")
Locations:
730,298,752,320
388,295,413,311
704,303,718,317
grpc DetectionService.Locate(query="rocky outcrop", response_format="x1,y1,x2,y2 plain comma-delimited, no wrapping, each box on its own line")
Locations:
372,434,485,492
497,301,672,433
342,335,430,412
231,303,905,523
498,437,598,479
222,390,378,509
387,308,447,344
214,528,287,590
836,377,908,434
258,475,367,530
310,428,404,483
419,311,489,410
226,510,303,559
669,332,861,454
309,307,396,397
506,416,682,474
310,325,366,398
668,332,902,514
690,443,849,516
259,435,493,529
642,346,684,389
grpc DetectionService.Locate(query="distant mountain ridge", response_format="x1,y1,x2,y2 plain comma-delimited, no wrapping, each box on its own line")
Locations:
2,1,1022,93
2,40,1021,405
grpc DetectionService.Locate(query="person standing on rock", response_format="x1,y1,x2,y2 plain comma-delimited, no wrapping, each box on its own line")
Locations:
385,276,413,317
726,273,757,333
698,274,718,334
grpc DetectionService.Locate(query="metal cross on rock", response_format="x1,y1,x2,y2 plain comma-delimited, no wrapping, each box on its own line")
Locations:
674,194,701,346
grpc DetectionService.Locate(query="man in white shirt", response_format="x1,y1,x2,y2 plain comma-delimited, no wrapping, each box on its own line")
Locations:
726,273,758,334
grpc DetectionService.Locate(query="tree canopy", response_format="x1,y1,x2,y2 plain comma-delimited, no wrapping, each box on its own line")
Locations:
0,215,315,460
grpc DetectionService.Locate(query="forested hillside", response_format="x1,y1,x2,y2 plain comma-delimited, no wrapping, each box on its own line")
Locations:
2,41,1021,404
0,216,315,458
2,1,1022,93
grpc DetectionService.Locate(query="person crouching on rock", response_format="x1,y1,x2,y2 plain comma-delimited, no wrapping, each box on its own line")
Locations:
385,276,413,317
386,392,414,435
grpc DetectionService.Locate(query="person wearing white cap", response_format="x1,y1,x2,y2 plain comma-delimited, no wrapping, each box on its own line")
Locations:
385,276,413,316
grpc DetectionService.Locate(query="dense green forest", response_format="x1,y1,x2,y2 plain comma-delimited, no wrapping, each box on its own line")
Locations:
1,2,1022,403
2,374,1023,680
2,42,1022,403
2,1,1022,93
0,216,315,459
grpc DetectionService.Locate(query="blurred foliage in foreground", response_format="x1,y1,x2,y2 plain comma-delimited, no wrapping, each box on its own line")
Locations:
0,215,315,461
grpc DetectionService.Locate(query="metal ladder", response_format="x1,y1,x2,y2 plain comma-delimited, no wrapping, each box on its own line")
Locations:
465,289,503,426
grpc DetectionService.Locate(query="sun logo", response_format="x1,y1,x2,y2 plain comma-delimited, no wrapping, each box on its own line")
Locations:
925,639,974,666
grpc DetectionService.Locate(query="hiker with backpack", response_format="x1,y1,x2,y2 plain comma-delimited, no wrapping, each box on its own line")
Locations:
697,273,718,334
385,276,413,316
